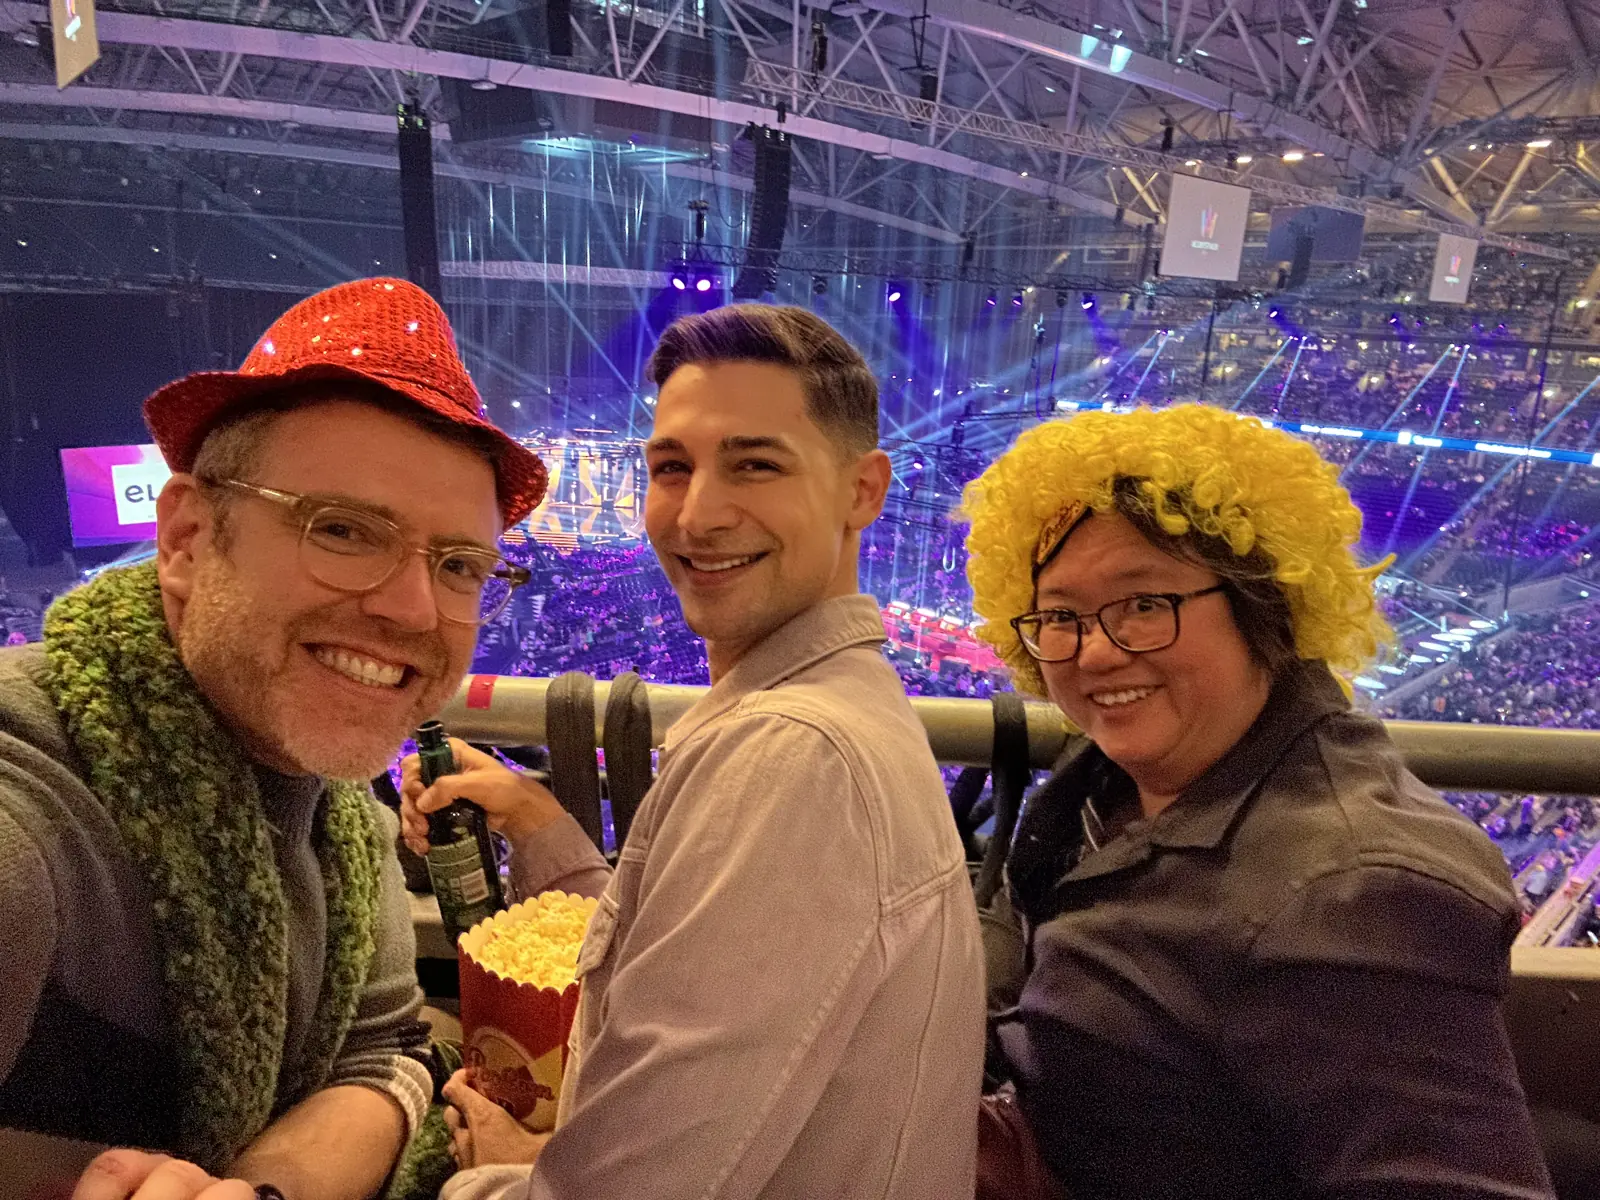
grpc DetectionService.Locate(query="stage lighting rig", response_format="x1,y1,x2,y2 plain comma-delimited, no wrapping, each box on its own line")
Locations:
666,257,722,298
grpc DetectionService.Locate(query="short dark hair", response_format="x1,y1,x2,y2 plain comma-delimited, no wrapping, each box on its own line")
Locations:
645,304,878,457
1109,476,1299,675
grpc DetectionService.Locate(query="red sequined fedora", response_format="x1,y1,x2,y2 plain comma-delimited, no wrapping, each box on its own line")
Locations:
143,277,547,524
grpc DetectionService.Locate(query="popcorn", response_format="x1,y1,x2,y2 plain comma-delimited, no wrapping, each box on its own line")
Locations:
468,892,597,991
457,892,597,1131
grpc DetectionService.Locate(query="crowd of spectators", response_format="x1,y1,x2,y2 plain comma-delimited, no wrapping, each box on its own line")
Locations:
0,592,44,645
1383,605,1600,728
1379,602,1600,917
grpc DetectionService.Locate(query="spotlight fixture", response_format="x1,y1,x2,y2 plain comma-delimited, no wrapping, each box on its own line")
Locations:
1282,149,1306,163
671,275,687,291
695,278,713,293
887,286,903,303
1268,306,1281,319
1236,153,1253,164
1011,292,1025,308
1081,292,1096,311
811,274,828,295
470,76,498,91
985,293,998,308
1056,289,1070,308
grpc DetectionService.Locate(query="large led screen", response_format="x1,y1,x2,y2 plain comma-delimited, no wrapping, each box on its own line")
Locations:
1429,233,1479,304
60,443,171,547
1159,174,1251,282
50,0,99,89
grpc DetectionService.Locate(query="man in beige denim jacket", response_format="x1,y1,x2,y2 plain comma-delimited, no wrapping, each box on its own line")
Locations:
422,304,984,1200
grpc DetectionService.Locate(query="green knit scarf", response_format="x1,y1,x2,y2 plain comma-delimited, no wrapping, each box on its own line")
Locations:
42,562,385,1174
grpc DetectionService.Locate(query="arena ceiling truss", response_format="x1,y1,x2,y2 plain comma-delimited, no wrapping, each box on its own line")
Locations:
0,0,1595,283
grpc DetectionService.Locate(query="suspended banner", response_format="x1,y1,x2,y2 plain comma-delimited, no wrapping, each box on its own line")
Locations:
1429,232,1480,305
50,0,99,89
1159,174,1250,282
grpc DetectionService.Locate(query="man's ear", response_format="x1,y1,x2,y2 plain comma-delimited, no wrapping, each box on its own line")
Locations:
155,474,211,622
845,448,893,533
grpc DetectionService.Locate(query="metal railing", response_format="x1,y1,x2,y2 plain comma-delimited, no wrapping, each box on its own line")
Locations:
442,674,1600,795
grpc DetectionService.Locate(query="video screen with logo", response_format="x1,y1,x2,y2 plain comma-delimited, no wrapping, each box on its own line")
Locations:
1429,232,1479,304
1159,175,1251,282
60,443,172,547
50,0,100,89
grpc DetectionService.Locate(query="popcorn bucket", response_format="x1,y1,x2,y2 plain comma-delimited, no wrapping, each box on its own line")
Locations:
457,893,596,1132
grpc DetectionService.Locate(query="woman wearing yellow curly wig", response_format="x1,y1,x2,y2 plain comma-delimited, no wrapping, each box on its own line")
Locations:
966,405,1551,1200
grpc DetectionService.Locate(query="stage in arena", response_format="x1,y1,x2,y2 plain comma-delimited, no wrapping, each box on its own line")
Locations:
507,434,647,551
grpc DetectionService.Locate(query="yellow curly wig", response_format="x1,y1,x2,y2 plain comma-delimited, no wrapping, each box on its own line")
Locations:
961,404,1392,698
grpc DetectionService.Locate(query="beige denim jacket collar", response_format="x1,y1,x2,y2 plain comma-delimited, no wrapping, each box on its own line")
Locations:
663,594,888,754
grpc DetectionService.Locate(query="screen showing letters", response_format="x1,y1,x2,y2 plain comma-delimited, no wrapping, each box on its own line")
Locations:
60,444,171,547
1159,175,1251,282
1429,233,1479,304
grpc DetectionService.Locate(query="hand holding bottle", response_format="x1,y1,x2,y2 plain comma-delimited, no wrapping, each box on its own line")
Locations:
400,738,567,858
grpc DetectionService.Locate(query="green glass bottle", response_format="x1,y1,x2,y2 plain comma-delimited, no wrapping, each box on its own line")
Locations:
416,720,506,945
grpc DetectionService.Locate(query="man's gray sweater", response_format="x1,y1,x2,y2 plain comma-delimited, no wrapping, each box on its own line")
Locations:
0,643,432,1153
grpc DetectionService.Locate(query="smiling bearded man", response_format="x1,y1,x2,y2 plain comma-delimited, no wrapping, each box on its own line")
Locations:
0,278,546,1200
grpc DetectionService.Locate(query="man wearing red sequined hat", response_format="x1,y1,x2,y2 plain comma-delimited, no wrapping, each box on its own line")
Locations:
0,279,545,1200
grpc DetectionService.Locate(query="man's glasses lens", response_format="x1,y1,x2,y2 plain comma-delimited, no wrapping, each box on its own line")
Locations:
437,552,518,624
299,506,518,624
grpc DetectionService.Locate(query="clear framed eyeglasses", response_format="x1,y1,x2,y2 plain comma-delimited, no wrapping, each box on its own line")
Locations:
204,477,530,626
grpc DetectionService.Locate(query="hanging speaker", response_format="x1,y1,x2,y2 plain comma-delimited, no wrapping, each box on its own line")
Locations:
397,103,442,302
732,128,792,300
1286,231,1314,289
547,0,573,57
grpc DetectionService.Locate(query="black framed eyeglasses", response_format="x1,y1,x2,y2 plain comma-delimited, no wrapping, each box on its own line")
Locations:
1010,585,1227,663
203,478,530,626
